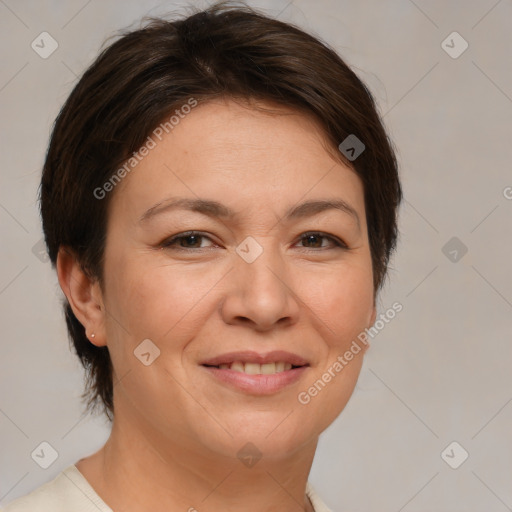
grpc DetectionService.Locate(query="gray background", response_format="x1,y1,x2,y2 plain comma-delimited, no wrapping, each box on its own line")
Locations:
1,1,511,511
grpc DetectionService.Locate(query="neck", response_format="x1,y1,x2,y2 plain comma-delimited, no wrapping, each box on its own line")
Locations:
77,407,318,512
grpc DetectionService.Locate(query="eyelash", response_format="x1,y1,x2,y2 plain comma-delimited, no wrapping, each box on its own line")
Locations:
160,231,348,252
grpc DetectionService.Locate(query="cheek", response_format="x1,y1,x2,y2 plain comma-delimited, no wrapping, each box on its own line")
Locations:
103,253,223,345
104,247,374,349
307,263,374,344
296,263,373,427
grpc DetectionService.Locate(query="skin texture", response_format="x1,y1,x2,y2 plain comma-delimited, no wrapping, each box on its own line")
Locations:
57,97,377,512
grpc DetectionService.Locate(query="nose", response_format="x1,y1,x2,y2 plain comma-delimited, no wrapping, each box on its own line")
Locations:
220,242,300,332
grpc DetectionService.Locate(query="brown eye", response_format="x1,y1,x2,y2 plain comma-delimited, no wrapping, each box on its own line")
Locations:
298,232,347,250
178,234,203,248
161,231,215,250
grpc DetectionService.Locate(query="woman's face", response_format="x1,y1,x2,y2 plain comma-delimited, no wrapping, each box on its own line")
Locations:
99,97,376,460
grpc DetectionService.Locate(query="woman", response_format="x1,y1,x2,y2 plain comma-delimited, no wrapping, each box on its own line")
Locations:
3,2,402,511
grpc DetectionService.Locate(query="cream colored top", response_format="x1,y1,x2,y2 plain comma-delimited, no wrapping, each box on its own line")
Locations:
2,464,333,512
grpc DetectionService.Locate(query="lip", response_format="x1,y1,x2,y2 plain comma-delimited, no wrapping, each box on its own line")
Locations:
200,350,310,395
200,350,309,367
201,365,309,395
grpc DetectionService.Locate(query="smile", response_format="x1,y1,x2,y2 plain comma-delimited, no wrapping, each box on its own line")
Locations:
200,350,310,395
205,361,300,374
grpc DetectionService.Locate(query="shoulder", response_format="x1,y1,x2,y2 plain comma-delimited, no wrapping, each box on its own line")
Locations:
306,481,334,512
1,465,112,512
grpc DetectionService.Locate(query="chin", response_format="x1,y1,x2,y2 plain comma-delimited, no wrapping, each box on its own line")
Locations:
192,411,318,462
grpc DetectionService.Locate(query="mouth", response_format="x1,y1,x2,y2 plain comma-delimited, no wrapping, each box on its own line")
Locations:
200,350,309,373
202,361,305,374
200,350,310,394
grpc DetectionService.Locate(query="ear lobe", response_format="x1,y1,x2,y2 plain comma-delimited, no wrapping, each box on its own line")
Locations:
56,246,106,347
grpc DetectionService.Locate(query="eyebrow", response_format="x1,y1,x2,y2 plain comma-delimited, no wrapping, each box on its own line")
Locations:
139,197,361,231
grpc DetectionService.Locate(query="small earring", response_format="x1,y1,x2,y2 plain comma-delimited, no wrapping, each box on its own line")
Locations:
90,333,96,339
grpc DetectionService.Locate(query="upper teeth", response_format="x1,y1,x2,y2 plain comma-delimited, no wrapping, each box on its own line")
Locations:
218,361,293,374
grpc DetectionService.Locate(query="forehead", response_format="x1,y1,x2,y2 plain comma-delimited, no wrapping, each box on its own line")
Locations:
110,97,365,222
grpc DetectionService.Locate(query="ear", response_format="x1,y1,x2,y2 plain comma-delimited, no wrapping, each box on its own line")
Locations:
56,246,107,347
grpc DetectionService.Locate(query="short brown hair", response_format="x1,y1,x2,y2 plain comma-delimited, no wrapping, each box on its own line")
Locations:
40,0,402,420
